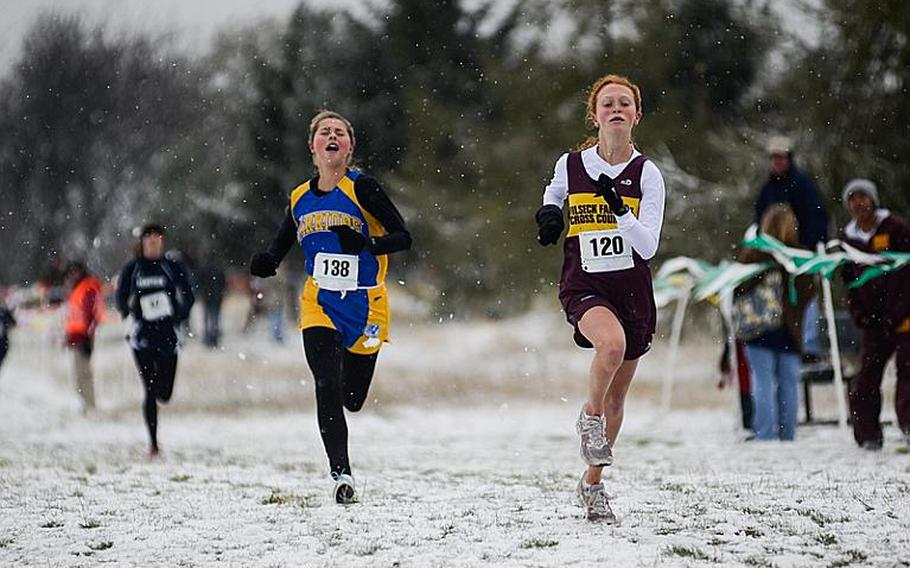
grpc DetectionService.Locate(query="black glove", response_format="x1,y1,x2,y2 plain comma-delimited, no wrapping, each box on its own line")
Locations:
249,251,279,277
330,225,368,254
591,174,630,216
535,205,565,246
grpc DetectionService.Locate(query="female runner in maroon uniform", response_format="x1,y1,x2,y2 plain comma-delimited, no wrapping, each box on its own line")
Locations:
535,74,666,522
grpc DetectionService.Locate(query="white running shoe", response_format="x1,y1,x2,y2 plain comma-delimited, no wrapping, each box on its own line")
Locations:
333,474,357,504
576,408,613,466
576,474,616,524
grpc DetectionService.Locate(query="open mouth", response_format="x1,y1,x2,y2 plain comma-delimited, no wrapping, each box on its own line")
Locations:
326,142,339,152
609,116,624,123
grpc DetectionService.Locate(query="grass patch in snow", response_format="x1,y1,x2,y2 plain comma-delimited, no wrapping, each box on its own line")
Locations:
797,508,836,527
438,523,456,539
521,538,559,549
654,526,682,536
85,463,97,475
0,536,12,548
87,541,113,551
80,519,101,529
664,545,711,561
40,519,64,529
169,474,192,483
828,549,868,567
660,482,695,494
260,489,320,508
353,540,383,556
815,533,837,545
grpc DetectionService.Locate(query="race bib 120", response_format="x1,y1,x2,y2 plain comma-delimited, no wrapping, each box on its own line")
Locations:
579,229,634,273
313,252,359,291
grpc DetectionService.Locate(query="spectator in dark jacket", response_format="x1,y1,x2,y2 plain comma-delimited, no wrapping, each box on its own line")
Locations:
755,135,828,361
0,289,16,378
196,262,226,348
755,136,828,247
840,178,910,451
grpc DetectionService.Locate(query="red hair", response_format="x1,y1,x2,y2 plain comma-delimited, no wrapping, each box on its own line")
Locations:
577,74,643,150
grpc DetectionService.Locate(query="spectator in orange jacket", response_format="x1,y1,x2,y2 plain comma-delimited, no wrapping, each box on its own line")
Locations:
65,261,105,412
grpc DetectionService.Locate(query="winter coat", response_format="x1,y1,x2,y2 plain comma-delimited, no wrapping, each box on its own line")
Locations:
841,211,910,333
754,164,828,248
65,275,105,342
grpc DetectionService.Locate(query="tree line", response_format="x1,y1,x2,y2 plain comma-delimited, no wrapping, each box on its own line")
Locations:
0,0,907,316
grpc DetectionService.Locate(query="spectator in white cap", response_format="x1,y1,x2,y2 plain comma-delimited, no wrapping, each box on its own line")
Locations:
754,135,828,360
840,177,910,451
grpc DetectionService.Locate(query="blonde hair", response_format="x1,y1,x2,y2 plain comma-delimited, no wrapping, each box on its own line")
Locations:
308,110,356,166
760,204,800,246
577,74,643,151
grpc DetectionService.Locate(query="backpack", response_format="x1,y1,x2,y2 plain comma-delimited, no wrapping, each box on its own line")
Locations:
733,270,784,341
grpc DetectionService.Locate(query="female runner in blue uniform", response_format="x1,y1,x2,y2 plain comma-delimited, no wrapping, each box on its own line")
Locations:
535,75,666,523
250,110,412,504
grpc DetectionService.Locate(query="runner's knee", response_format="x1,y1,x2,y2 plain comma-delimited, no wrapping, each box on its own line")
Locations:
591,338,625,368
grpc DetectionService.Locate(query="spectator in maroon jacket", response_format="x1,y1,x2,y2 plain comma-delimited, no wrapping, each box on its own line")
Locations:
840,178,910,451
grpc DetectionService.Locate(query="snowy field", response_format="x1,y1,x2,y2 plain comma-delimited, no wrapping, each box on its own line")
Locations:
1,291,909,567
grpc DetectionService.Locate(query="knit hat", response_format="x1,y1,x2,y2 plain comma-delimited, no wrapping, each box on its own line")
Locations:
842,178,879,209
766,135,792,155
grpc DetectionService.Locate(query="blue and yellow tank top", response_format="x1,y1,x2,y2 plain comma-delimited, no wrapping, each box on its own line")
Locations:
290,170,388,287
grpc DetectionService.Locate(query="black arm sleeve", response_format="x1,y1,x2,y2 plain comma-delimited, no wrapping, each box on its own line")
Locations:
354,176,412,255
115,261,136,317
265,206,298,262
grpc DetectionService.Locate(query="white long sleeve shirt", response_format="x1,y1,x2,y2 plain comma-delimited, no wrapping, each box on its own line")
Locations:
542,146,666,260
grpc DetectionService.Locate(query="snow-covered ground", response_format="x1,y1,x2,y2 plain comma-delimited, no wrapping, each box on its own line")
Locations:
1,292,908,566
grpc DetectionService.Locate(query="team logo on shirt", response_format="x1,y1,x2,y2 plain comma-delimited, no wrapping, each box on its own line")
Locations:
136,276,166,289
566,193,640,237
872,234,890,251
297,211,363,240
